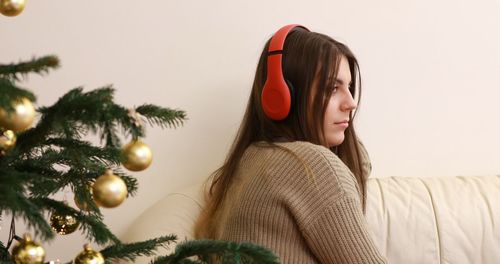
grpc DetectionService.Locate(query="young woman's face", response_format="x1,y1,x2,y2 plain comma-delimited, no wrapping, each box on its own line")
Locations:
323,56,357,147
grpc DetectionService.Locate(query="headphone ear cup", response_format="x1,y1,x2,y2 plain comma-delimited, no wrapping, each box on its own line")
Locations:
261,77,295,120
261,24,309,121
261,79,291,121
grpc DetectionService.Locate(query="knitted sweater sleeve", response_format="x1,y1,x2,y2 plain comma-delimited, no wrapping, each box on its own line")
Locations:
303,195,387,263
283,143,387,264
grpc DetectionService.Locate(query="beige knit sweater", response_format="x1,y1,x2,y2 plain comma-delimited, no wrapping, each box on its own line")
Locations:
213,141,387,263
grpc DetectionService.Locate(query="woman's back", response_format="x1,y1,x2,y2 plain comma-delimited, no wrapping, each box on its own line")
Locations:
213,141,386,264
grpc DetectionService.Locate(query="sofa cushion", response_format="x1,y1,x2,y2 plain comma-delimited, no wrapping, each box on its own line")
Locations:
122,175,500,264
366,175,500,264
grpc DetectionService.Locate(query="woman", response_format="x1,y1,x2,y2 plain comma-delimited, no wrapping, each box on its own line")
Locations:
194,24,387,264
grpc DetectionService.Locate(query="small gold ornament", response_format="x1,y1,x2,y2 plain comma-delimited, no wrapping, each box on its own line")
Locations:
92,170,128,208
74,184,94,211
74,244,104,264
74,196,89,211
0,0,26,17
0,129,16,156
11,233,45,264
0,97,36,133
49,210,80,235
121,139,153,171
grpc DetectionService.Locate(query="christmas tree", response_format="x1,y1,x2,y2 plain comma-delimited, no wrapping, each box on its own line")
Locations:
0,3,279,263
0,55,279,264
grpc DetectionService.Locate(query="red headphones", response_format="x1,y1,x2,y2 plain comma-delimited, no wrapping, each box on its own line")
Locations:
261,24,310,121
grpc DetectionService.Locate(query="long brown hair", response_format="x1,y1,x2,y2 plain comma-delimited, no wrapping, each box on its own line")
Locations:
194,27,368,239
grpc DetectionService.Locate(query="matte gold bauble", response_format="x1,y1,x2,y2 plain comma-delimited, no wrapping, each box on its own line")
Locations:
74,184,94,211
50,210,80,235
92,170,128,208
0,97,35,132
0,0,26,17
11,233,45,264
74,195,87,211
121,139,153,171
73,244,104,264
0,129,16,155
74,196,89,211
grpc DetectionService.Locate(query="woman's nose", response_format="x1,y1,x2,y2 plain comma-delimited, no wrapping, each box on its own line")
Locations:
341,93,357,111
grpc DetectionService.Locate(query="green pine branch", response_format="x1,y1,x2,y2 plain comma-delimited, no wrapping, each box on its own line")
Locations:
0,192,121,244
0,188,54,240
0,55,59,82
0,238,11,262
100,234,177,263
11,153,98,199
31,198,120,245
8,152,133,201
45,138,122,166
136,104,187,129
0,78,36,111
72,182,100,212
14,87,187,153
7,138,138,199
151,240,279,264
114,172,139,197
16,87,137,151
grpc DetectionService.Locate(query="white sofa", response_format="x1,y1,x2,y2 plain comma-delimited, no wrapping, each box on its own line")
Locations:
121,175,500,264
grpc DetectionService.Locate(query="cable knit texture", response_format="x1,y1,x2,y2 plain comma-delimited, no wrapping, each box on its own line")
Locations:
213,141,387,263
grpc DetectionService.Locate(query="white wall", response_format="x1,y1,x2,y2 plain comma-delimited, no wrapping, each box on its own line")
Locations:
1,0,499,261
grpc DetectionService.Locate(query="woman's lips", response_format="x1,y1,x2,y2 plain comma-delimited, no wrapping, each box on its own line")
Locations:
334,121,349,127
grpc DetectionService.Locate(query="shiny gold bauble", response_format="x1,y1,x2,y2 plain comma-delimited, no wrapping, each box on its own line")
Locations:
11,233,45,264
121,139,153,171
49,210,80,235
0,0,26,17
0,129,16,155
73,244,104,264
92,170,128,208
0,97,35,133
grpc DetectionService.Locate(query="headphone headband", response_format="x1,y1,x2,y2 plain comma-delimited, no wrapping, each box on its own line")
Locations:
268,24,308,53
261,24,310,121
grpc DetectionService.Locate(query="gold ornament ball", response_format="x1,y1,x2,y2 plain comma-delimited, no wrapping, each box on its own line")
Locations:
122,140,153,171
0,129,16,155
50,210,80,235
74,244,104,264
92,170,128,208
0,0,26,17
11,233,45,264
74,194,91,211
74,184,94,211
0,97,36,133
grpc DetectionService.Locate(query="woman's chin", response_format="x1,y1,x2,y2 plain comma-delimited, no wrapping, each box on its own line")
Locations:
326,134,345,147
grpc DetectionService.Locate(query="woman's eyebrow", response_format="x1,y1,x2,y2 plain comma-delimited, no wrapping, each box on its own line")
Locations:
335,78,352,86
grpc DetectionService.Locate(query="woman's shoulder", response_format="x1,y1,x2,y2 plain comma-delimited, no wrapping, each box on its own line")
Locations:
250,140,370,178
272,141,361,196
250,141,360,225
273,141,342,165
250,141,349,182
250,140,342,165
